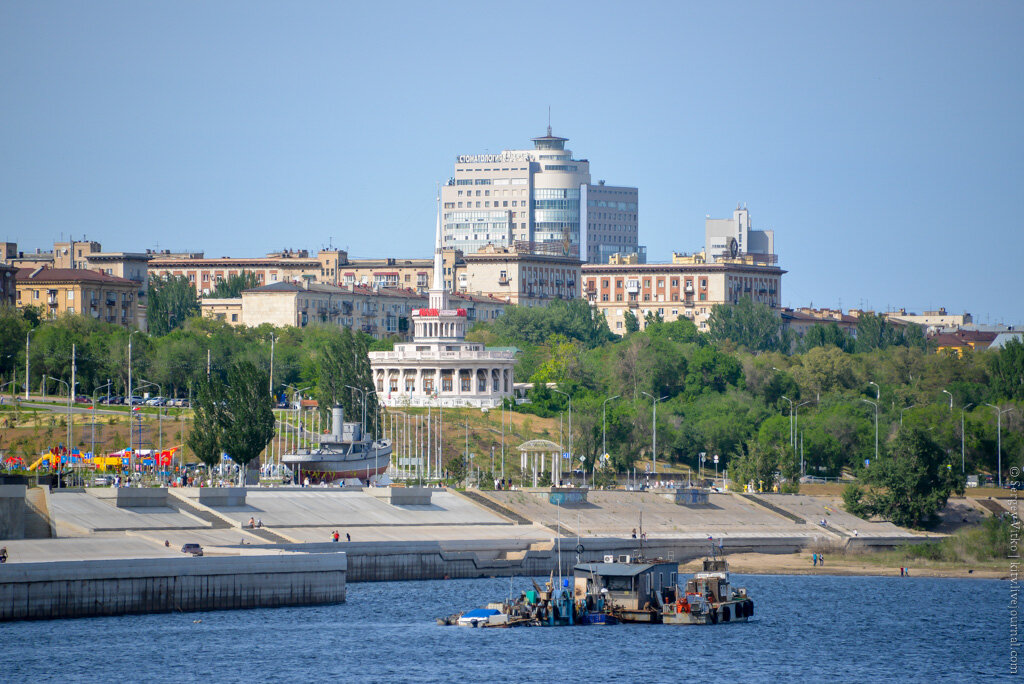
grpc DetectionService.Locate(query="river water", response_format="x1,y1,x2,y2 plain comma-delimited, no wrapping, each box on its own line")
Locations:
3,573,1013,682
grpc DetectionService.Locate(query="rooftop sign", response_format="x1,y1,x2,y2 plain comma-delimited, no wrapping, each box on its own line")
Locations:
456,151,533,164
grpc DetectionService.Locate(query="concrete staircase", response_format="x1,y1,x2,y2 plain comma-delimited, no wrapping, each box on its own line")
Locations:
457,489,576,537
165,491,231,529
244,526,294,544
739,493,849,539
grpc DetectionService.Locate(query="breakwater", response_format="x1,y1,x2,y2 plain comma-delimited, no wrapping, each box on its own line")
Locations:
0,553,346,621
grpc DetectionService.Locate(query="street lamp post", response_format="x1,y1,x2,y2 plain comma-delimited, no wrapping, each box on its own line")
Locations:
869,381,880,401
900,404,916,426
861,398,878,463
552,388,572,482
136,379,163,456
91,381,113,465
941,389,953,411
127,330,140,407
960,403,974,474
601,395,620,465
345,385,366,435
984,403,1014,488
641,392,668,475
25,330,32,400
795,399,814,448
45,375,71,488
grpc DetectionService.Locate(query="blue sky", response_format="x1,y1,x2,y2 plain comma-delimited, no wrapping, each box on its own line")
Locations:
2,1,1022,323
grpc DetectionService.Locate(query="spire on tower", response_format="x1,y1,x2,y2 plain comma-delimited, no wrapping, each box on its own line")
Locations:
429,188,448,310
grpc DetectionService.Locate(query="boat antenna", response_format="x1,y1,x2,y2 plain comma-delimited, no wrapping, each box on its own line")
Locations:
576,512,581,564
556,500,562,595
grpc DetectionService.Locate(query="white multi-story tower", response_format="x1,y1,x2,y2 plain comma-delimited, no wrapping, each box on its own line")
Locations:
369,198,516,408
441,128,640,264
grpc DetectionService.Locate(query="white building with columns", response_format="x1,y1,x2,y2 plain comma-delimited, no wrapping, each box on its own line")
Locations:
369,202,516,408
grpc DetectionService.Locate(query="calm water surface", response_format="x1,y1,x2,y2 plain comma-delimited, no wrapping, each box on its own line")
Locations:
3,574,1012,682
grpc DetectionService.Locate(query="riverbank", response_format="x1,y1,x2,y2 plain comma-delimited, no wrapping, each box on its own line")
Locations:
689,551,1009,580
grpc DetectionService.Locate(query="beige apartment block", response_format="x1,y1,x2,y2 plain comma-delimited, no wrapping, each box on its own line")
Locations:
460,243,582,306
16,267,139,328
582,260,784,334
148,252,323,295
887,307,972,333
340,250,465,293
201,298,243,325
230,281,505,339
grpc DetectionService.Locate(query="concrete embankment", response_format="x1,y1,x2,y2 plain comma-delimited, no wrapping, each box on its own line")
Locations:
0,553,346,621
285,535,813,582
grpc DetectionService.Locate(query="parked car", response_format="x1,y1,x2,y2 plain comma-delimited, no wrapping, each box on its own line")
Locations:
92,475,114,486
145,397,165,406
180,543,203,556
74,395,91,404
128,396,144,406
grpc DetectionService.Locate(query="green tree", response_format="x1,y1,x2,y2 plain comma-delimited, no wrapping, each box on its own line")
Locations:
729,441,779,491
148,275,200,336
0,307,31,382
990,337,1024,400
798,322,852,353
623,309,640,334
843,426,964,528
219,360,275,484
210,271,261,298
707,298,782,351
187,375,224,469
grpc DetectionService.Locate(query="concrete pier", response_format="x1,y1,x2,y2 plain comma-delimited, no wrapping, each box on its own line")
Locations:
0,553,347,621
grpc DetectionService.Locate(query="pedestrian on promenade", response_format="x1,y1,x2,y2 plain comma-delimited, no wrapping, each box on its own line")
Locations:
346,533,351,542
332,530,339,542
812,553,818,567
631,528,637,539
900,567,904,577
819,554,825,566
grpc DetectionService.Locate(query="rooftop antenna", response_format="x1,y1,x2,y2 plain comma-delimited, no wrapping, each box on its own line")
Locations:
547,105,552,136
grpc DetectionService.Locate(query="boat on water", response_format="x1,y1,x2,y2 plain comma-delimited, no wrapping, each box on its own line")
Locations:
438,538,752,628
661,544,753,625
281,406,391,484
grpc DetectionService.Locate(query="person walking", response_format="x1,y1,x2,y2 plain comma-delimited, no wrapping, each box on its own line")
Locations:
812,552,818,567
346,533,351,542
332,530,339,542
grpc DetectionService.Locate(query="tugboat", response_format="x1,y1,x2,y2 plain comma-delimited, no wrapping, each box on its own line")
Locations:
661,539,753,625
281,406,391,484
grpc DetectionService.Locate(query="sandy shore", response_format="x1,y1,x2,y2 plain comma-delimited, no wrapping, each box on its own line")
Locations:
680,552,1009,580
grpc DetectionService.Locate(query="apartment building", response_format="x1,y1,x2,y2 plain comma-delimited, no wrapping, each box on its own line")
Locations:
582,255,784,333
459,243,582,306
15,267,139,328
201,281,505,339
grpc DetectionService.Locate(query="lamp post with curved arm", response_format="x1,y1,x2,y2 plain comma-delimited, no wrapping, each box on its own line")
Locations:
780,395,794,451
641,392,669,475
984,403,1015,488
862,398,878,463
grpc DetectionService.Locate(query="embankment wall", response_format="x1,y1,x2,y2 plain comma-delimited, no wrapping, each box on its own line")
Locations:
286,536,812,582
0,553,346,621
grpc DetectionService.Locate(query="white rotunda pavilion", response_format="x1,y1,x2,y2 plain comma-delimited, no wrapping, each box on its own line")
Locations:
369,199,516,408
